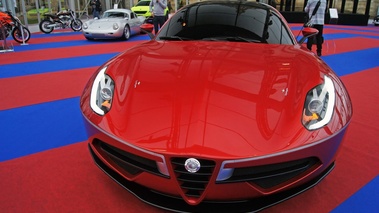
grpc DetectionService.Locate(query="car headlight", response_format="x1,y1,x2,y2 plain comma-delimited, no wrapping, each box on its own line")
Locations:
90,66,115,115
83,23,88,29
113,23,119,30
302,75,335,130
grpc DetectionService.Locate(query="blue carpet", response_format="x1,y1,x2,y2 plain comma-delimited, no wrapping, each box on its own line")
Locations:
332,175,379,213
28,31,82,38
0,53,118,78
0,97,87,161
1,24,378,212
14,40,103,51
12,34,150,52
323,47,379,76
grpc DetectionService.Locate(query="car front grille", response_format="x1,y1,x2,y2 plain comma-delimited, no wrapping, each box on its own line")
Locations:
94,139,168,178
217,157,320,189
171,158,216,198
95,138,320,192
135,11,147,15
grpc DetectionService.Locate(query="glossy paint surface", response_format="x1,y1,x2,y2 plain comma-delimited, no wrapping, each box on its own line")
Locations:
81,40,352,159
79,1,353,208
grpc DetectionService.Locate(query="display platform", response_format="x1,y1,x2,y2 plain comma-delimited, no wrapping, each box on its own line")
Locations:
0,24,379,213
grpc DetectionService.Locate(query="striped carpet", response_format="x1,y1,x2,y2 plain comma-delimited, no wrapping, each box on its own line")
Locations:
1,24,378,213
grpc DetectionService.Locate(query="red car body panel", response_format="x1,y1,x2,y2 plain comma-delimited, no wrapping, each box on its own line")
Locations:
82,41,351,157
80,41,352,204
80,1,352,212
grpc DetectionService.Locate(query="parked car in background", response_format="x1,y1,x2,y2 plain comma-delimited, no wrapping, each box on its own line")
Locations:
131,0,169,20
80,1,353,212
82,9,145,40
26,7,49,19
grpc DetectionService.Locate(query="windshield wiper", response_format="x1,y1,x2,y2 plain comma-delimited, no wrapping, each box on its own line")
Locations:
158,36,190,41
226,36,262,43
202,36,262,43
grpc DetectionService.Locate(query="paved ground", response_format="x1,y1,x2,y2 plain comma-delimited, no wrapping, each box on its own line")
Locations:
28,24,40,33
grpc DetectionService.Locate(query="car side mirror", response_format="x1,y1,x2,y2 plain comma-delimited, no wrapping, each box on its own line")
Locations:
298,27,319,44
140,23,154,39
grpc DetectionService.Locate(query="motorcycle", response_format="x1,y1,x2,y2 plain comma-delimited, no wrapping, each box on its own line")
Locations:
39,9,82,33
0,10,31,43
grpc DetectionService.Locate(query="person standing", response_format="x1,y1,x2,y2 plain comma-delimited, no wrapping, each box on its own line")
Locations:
149,0,167,34
167,0,172,14
304,0,326,56
268,0,276,8
13,0,18,14
93,0,102,19
90,0,96,17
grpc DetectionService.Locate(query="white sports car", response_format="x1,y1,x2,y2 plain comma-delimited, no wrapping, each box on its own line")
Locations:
82,9,146,40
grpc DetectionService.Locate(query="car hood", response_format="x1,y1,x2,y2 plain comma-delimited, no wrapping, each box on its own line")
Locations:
87,18,122,29
131,5,149,11
101,41,331,158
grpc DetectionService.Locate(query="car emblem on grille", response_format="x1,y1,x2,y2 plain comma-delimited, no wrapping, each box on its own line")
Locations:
184,158,201,173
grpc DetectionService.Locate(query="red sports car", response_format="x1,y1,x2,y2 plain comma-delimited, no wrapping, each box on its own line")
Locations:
80,1,353,212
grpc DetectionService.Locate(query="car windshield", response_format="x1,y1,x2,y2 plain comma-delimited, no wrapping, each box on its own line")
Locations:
103,12,127,18
157,1,294,44
135,0,150,6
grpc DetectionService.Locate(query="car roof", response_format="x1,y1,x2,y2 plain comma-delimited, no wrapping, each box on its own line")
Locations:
185,0,269,10
104,8,132,13
156,0,295,44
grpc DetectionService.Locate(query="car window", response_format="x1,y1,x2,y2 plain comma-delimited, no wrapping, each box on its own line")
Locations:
158,4,267,42
136,0,151,6
104,12,126,18
266,12,294,44
157,3,294,45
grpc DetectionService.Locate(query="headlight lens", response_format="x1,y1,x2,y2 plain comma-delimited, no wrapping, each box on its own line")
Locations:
302,75,335,130
113,23,119,30
83,23,88,29
90,66,115,115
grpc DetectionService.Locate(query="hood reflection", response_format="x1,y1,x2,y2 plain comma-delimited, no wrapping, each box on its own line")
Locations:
109,42,320,157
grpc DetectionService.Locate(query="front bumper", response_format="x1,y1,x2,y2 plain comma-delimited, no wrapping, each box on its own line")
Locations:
83,29,123,39
133,10,151,18
89,143,334,212
84,113,349,212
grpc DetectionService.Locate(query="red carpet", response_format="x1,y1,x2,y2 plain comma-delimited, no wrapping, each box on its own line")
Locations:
1,24,379,213
0,41,142,65
322,37,379,55
1,68,377,213
0,142,167,213
0,68,96,110
25,34,85,44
